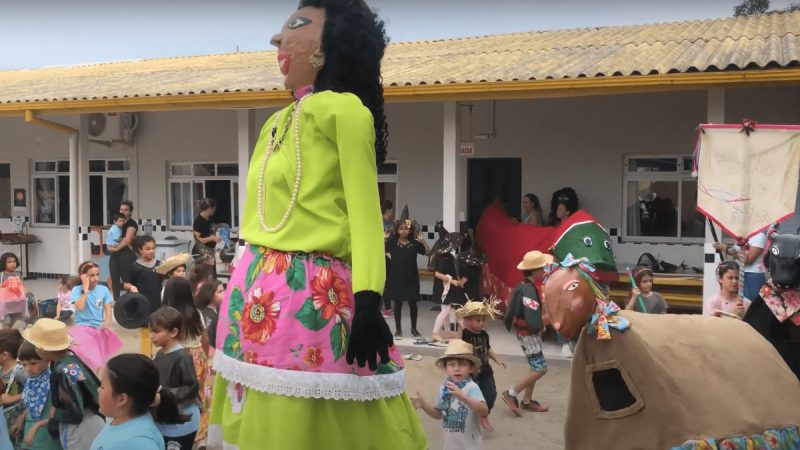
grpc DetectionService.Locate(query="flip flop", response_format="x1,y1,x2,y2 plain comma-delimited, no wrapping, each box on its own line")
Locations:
403,353,423,361
413,337,430,345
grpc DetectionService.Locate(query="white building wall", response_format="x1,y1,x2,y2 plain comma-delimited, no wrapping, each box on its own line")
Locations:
1,85,797,277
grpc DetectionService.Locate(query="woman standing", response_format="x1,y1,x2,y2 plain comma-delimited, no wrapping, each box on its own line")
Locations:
521,193,543,226
192,198,221,257
385,220,428,338
209,2,426,449
107,201,138,301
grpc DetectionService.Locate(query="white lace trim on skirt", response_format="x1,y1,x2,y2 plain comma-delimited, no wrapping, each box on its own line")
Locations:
214,351,406,401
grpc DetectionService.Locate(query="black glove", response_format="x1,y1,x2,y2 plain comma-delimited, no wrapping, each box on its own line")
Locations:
346,290,393,370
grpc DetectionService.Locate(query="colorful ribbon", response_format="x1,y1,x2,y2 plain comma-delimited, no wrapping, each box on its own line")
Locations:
588,298,630,340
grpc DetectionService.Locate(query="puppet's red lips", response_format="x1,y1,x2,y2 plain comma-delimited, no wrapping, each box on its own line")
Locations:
277,53,290,75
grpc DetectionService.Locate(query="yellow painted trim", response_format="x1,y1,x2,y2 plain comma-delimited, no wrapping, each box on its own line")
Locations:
24,110,77,134
2,69,800,116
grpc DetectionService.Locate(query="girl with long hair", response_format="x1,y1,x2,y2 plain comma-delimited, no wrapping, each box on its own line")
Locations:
162,278,209,444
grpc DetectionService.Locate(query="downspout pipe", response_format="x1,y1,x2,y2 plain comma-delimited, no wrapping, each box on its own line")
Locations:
25,111,80,274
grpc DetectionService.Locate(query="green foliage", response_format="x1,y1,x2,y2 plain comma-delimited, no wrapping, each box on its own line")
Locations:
733,0,770,16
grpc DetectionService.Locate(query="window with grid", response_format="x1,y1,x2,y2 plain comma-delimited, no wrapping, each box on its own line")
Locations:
168,162,239,230
623,156,704,243
32,160,70,226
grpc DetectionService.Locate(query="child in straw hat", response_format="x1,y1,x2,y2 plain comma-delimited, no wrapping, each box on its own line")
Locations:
501,251,552,416
456,299,504,433
21,318,104,449
411,339,488,450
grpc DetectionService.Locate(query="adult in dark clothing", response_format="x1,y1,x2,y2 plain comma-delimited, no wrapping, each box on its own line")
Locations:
385,220,428,338
193,198,221,255
546,187,579,227
108,200,138,301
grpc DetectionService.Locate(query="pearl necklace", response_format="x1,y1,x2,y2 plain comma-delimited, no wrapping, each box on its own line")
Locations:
257,93,310,233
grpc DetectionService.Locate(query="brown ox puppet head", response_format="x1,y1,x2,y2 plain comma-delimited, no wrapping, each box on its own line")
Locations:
543,266,597,340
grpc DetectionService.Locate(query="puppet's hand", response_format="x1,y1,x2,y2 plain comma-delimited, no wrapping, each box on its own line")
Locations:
346,291,392,370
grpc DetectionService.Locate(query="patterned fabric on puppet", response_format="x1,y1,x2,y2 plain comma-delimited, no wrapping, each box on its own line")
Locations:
207,1,427,448
542,263,800,450
475,201,616,304
743,233,800,380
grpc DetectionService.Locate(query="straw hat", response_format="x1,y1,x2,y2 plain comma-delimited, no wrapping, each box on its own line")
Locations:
517,250,554,271
435,339,481,374
455,298,501,320
21,318,72,351
156,253,191,275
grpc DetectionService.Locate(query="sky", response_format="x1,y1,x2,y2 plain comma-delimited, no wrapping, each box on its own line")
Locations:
0,0,796,70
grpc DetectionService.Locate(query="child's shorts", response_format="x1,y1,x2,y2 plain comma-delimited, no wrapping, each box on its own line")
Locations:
517,333,547,372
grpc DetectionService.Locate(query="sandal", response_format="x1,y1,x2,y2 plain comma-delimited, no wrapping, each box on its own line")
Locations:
403,353,423,361
520,400,549,412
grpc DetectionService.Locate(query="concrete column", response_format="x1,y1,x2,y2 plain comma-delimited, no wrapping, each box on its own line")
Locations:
77,115,89,266
442,102,458,231
702,88,725,301
68,133,79,273
237,110,255,224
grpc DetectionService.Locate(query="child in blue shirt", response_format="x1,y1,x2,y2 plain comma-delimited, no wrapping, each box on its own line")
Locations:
104,214,127,251
411,340,488,450
69,261,123,374
92,353,189,450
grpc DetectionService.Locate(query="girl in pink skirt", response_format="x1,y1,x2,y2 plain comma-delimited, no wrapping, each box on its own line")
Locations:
69,261,123,375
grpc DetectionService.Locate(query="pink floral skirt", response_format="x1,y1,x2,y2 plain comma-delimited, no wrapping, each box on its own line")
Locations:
68,325,123,373
214,245,405,401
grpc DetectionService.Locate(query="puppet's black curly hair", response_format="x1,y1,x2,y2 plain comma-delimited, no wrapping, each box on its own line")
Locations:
299,0,390,165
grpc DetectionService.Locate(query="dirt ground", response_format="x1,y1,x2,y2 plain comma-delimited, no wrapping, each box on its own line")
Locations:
403,352,569,450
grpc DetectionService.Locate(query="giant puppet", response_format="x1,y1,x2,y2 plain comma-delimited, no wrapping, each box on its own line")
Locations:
208,2,426,448
475,200,616,302
543,258,800,450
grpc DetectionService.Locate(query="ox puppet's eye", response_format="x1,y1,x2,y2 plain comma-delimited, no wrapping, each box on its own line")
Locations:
771,246,780,256
564,281,581,291
583,236,593,246
604,240,612,250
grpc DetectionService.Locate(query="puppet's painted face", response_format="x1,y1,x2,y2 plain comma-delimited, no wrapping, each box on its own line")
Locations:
552,222,616,274
270,7,325,91
543,268,596,340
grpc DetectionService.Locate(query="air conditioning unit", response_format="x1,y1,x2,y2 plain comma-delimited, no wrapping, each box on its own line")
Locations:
88,112,138,143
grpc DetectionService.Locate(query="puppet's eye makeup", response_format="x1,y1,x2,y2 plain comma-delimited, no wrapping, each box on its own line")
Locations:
604,240,612,250
287,16,312,29
566,281,580,291
772,246,780,256
583,236,593,247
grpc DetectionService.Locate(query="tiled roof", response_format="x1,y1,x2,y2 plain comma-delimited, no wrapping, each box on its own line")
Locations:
1,11,799,106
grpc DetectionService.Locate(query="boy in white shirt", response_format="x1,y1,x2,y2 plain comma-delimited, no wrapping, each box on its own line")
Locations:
411,339,488,450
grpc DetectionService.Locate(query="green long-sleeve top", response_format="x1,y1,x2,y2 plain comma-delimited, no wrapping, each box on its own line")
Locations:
240,91,385,294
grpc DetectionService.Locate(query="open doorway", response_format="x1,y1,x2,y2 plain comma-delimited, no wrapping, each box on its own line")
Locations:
467,158,521,229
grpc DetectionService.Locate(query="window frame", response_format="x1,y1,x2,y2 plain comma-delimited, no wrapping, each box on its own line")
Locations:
167,161,240,231
621,154,703,244
0,161,10,219
31,160,70,227
88,159,131,226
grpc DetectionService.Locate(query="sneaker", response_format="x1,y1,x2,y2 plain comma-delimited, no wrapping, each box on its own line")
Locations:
501,390,522,417
520,400,550,412
561,343,573,358
382,309,394,318
394,330,403,339
411,329,422,338
479,417,494,432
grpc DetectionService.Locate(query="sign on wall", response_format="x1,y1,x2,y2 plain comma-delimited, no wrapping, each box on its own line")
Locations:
459,142,474,157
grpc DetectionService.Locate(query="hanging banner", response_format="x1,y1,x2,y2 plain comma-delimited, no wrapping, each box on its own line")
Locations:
695,123,800,240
